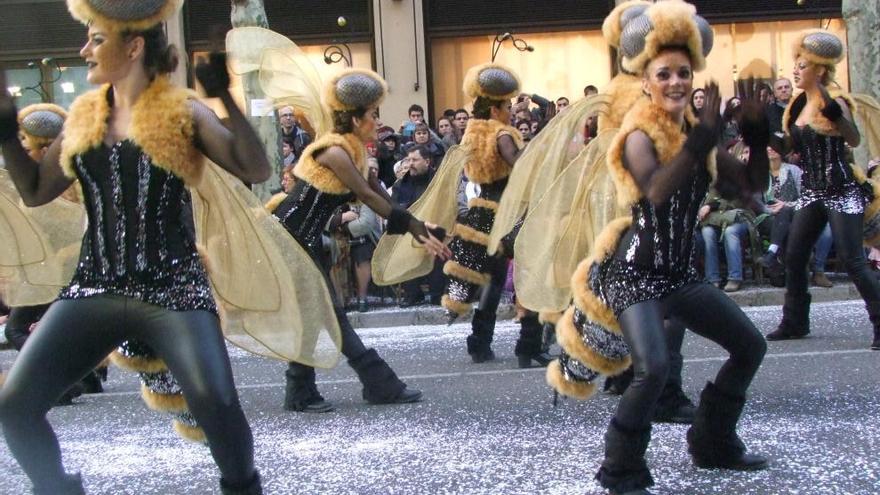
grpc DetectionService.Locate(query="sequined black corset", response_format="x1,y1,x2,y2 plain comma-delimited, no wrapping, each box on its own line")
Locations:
275,179,354,261
791,125,854,193
58,140,216,313
614,167,710,277
478,177,509,202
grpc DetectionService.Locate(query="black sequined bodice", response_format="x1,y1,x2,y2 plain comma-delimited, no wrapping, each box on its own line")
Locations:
58,140,216,313
275,179,354,261
478,177,509,202
791,124,854,193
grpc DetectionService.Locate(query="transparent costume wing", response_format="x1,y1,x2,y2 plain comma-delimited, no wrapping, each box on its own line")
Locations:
851,93,880,160
512,129,622,313
372,145,466,285
488,94,611,255
190,161,342,368
226,26,332,138
0,170,85,306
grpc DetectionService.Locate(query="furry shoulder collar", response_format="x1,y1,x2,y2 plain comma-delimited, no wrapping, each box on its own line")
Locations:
60,77,203,184
607,98,716,207
293,133,367,195
782,90,858,137
461,119,523,185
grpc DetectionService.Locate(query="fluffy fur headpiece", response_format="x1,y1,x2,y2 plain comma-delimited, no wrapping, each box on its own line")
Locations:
18,103,67,151
602,0,652,49
322,69,388,112
619,0,714,74
67,0,182,32
791,29,844,76
462,63,521,101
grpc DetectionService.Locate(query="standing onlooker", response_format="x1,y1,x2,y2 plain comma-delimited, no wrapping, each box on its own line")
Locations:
278,105,311,162
555,97,570,113
690,87,706,115
437,117,459,148
340,160,384,312
377,126,404,188
767,77,793,135
399,104,425,143
453,109,470,135
407,122,445,167
516,120,532,143
583,85,598,97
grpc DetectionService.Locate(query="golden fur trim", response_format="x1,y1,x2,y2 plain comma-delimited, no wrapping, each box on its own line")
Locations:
441,295,473,316
462,63,521,101
60,77,204,184
791,29,845,67
294,133,367,194
322,69,388,112
140,384,188,413
556,306,632,376
109,350,168,374
461,120,522,184
264,192,288,213
97,357,111,369
607,98,691,207
538,310,562,325
172,420,207,443
443,260,491,286
602,1,652,48
598,74,646,132
453,223,490,247
468,197,498,211
782,91,857,137
67,0,183,31
546,360,597,400
622,0,709,74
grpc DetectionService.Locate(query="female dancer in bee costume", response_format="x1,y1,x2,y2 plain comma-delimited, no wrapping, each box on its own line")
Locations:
545,2,769,493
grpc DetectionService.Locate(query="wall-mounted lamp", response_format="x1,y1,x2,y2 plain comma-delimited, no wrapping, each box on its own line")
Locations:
491,32,534,62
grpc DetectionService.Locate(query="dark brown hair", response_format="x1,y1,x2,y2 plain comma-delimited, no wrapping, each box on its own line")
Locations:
123,24,178,79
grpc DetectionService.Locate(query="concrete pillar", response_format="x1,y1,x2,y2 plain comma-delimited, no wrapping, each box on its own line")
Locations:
372,0,429,126
166,10,187,87
230,0,281,200
843,0,880,164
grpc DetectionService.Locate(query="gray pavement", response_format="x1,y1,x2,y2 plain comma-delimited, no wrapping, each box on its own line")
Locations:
0,299,878,494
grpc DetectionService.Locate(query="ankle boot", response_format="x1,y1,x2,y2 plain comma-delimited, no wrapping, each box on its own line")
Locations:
467,308,496,363
349,349,422,404
220,470,262,495
34,472,85,495
767,293,810,340
687,382,768,470
284,363,333,413
595,419,654,494
80,370,104,394
515,313,553,368
866,302,880,350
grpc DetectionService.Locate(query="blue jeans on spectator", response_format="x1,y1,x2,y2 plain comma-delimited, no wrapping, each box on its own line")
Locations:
702,222,749,283
811,223,833,272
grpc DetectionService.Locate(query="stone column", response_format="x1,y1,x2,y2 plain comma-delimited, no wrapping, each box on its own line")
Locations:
372,0,429,123
842,0,880,164
230,0,281,200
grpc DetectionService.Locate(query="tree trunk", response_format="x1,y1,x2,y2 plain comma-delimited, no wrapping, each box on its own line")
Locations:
842,0,880,165
230,0,280,200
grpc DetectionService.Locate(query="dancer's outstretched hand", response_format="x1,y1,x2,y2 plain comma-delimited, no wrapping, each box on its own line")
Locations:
0,70,20,143
737,77,770,149
195,52,231,98
699,80,722,133
419,221,452,260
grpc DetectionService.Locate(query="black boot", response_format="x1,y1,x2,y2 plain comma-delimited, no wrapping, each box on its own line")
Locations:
766,293,810,340
80,370,104,394
687,382,768,471
652,384,696,424
603,366,634,395
595,419,654,495
34,472,84,495
866,302,880,350
284,363,334,413
467,308,496,363
220,470,262,495
515,313,552,368
349,349,422,404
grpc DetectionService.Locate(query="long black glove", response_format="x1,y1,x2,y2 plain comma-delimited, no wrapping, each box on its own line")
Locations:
195,52,230,98
0,86,19,143
386,206,446,242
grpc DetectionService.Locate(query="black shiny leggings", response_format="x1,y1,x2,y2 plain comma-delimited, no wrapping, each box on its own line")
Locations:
785,201,880,302
613,283,767,430
0,295,255,488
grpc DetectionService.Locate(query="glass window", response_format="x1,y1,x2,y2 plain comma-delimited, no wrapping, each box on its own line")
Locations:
3,62,94,109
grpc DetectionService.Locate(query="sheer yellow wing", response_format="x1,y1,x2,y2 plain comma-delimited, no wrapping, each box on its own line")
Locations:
372,145,465,285
226,26,332,138
512,129,622,312
190,162,341,368
488,94,611,255
0,170,85,306
852,93,880,160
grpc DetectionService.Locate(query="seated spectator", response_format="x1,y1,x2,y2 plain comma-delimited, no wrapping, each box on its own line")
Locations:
377,126,404,187
404,122,445,168
699,186,762,292
516,119,532,143
437,117,459,148
530,120,540,136
392,146,445,305
721,97,742,146
453,109,470,136
556,97,570,113
758,145,834,287
281,136,296,166
690,87,705,115
399,104,425,143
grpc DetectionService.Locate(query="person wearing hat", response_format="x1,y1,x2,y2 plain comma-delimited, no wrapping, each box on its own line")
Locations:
440,63,552,368
273,68,449,414
0,0,274,492
766,29,880,350
545,2,770,493
376,125,403,187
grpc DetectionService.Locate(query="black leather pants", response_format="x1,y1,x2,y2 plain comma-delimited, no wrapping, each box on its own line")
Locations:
0,295,256,490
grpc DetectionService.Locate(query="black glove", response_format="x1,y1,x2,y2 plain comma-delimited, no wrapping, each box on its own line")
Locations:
860,180,876,203
195,52,230,98
0,94,18,143
387,205,445,243
739,102,770,149
820,99,844,122
683,124,716,161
